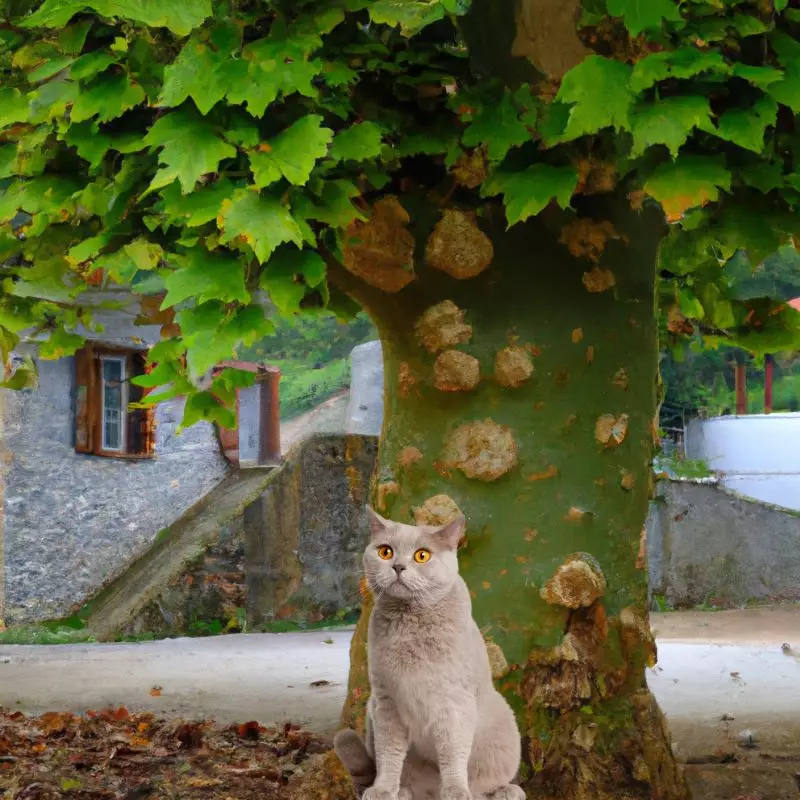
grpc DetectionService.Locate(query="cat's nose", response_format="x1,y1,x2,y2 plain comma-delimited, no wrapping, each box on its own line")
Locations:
392,564,406,575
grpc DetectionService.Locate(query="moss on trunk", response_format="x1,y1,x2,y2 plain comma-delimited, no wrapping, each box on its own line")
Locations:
321,190,688,799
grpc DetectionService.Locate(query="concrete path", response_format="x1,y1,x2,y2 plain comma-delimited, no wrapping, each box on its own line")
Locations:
1,609,799,759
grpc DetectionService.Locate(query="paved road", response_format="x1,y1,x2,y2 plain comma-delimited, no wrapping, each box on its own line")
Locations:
2,609,799,758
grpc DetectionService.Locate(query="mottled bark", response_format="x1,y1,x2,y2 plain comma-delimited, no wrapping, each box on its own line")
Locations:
323,190,688,799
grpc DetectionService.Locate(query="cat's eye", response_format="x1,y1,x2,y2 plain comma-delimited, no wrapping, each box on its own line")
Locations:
377,545,394,560
414,548,431,564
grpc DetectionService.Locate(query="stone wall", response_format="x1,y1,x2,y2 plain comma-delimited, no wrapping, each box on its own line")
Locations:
3,356,229,624
122,434,379,637
648,479,800,608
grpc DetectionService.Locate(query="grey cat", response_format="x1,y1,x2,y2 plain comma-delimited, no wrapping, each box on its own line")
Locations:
334,508,525,800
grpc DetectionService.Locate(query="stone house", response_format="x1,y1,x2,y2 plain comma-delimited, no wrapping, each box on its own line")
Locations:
1,290,230,625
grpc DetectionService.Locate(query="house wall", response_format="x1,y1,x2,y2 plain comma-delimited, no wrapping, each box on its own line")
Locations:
3,355,229,624
685,413,800,511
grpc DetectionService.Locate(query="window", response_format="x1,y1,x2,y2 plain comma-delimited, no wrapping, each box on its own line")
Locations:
101,356,126,452
74,345,155,458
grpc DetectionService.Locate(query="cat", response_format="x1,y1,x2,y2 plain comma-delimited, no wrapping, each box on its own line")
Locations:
334,507,525,800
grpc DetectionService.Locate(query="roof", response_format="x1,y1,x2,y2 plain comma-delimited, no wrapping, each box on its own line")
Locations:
790,297,800,311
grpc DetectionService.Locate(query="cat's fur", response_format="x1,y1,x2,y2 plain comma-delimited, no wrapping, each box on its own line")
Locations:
334,508,524,800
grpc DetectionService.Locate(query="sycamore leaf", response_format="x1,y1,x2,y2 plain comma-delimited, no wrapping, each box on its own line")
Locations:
0,89,30,129
481,164,578,227
157,178,234,227
226,36,320,117
63,121,112,168
292,180,363,228
250,115,333,187
260,247,326,315
22,0,212,37
178,302,273,378
329,121,385,163
159,26,241,115
70,50,117,80
161,247,249,308
713,95,778,153
644,156,732,220
732,64,785,88
607,0,681,35
766,36,800,112
462,91,529,162
145,110,236,194
368,1,445,36
631,96,714,158
630,47,728,93
555,56,634,141
70,72,145,123
218,190,304,263
182,390,235,430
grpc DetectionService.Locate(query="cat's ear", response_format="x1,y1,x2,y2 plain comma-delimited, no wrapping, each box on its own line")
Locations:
435,515,466,551
366,506,391,539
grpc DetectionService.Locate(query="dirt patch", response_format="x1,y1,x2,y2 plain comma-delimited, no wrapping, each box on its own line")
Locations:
0,707,325,800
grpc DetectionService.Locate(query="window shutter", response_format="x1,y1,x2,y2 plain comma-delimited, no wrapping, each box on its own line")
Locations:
127,351,156,457
74,345,96,454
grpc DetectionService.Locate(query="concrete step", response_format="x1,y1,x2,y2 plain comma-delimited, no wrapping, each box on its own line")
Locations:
84,468,276,641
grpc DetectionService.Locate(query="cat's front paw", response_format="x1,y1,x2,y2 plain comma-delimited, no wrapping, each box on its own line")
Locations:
363,788,401,800
441,785,472,800
486,786,526,800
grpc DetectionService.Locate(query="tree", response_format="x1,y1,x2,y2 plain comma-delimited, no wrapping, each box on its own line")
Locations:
3,1,800,798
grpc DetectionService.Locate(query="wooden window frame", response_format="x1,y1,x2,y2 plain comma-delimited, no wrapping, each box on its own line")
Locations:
74,343,156,460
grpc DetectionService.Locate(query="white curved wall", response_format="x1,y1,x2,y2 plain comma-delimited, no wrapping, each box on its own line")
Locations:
685,413,800,511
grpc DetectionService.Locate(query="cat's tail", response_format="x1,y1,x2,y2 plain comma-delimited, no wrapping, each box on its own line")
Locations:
333,728,376,797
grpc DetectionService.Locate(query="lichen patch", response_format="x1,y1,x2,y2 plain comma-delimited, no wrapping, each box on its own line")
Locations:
342,196,415,293
620,470,635,491
376,481,400,512
452,148,489,189
413,494,463,527
415,300,472,354
426,209,494,280
540,553,607,609
433,349,481,392
398,446,424,469
485,639,509,679
595,413,629,448
559,218,624,262
495,346,534,388
441,419,518,482
571,328,584,344
582,266,616,293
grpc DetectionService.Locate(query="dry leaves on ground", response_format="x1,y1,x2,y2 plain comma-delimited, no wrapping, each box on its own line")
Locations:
0,707,327,800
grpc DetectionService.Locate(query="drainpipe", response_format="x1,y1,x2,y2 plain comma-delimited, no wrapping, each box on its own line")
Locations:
764,353,774,414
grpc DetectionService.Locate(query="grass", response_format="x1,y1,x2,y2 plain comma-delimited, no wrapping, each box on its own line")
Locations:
275,356,351,420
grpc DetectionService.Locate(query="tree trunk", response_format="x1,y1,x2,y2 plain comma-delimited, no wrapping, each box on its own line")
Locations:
321,189,688,800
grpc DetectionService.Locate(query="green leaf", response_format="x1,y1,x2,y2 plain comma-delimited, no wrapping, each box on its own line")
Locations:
329,121,385,162
293,180,363,228
159,26,241,115
730,14,769,38
368,0,445,36
145,110,236,194
644,155,732,218
38,329,85,360
260,247,327,315
226,35,320,117
70,73,145,123
606,0,681,35
63,121,112,168
462,91,529,162
218,190,304,263
182,390,235,430
713,95,778,153
178,302,273,378
630,47,728,93
158,178,234,228
58,22,91,55
70,50,117,80
631,96,714,158
93,238,162,283
23,0,212,37
481,164,578,227
161,247,249,308
250,115,333,188
555,56,633,141
0,88,30,129
732,64,785,88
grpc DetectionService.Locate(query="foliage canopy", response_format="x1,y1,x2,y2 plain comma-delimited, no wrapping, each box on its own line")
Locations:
2,0,800,425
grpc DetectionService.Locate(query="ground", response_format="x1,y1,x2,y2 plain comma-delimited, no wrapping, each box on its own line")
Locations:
1,609,799,799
